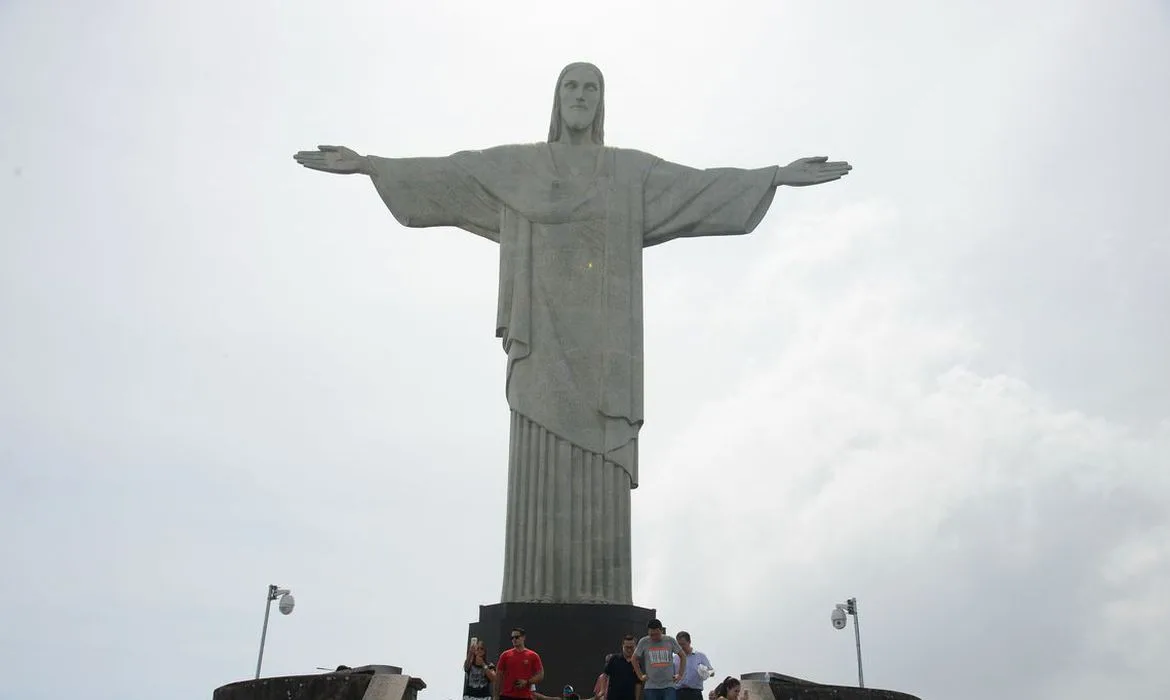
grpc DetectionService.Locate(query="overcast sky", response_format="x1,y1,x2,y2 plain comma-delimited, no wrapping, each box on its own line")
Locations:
2,1,1168,699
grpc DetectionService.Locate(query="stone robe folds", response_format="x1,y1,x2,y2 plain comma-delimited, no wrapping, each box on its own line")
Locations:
368,144,777,604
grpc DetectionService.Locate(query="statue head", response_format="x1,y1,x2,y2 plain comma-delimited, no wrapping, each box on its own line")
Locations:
547,62,605,145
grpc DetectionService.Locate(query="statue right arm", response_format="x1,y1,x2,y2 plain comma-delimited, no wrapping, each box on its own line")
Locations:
294,145,502,242
365,154,502,243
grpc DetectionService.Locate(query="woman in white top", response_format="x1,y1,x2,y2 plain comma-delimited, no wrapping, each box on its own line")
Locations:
710,677,745,700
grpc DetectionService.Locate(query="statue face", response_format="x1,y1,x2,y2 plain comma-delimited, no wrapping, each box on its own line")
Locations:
558,65,601,134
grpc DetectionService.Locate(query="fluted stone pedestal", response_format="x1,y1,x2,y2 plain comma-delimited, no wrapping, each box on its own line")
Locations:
469,602,657,694
741,672,923,700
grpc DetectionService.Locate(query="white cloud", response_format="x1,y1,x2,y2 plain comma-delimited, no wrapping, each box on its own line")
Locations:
634,193,1170,698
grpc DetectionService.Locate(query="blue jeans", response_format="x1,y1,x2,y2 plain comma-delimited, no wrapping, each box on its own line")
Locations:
644,688,677,700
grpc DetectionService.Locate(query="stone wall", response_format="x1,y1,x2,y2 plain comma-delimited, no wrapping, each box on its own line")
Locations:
741,672,922,700
213,669,425,700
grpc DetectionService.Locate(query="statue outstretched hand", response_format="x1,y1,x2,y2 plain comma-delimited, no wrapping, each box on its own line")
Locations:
293,145,372,175
774,156,852,187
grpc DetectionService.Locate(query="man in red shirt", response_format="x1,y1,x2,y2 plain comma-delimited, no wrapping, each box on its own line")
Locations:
497,626,545,700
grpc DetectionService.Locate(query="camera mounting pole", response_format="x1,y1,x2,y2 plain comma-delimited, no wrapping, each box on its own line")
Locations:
255,584,295,680
832,597,864,688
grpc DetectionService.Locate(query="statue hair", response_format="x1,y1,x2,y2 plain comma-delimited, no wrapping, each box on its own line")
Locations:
547,62,605,145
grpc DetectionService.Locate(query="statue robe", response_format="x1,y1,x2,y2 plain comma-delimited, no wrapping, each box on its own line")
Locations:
368,143,777,603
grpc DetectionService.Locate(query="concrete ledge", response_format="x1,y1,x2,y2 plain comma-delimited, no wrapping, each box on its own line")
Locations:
213,668,425,700
741,671,922,700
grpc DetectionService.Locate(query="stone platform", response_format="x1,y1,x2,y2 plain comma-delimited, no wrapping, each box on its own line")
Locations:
210,665,926,700
468,602,657,694
741,671,922,700
213,666,425,700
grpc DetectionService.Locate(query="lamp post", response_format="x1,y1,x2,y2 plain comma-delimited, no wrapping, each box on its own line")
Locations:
255,584,295,679
830,597,864,688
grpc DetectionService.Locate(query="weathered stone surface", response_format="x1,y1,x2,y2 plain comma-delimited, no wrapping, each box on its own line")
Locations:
292,62,852,605
213,668,425,700
742,672,922,700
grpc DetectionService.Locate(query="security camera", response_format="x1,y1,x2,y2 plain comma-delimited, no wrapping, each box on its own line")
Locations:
830,608,847,630
278,593,296,615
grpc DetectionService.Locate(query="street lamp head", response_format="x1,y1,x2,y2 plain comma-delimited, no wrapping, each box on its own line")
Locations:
831,608,848,630
278,593,296,615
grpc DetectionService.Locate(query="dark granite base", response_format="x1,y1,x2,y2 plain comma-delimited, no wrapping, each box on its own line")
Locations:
469,602,657,694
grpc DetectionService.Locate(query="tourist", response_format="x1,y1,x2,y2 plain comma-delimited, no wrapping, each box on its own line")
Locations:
496,627,545,700
672,632,712,700
710,677,743,700
598,635,640,700
631,619,685,700
594,658,611,700
463,639,496,700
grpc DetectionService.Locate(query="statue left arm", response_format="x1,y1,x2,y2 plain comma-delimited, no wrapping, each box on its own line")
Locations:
641,158,779,247
641,155,851,247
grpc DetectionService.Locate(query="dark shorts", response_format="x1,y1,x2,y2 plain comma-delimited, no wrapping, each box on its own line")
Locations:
677,689,704,700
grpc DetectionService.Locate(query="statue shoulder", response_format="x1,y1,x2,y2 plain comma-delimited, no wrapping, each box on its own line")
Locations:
608,146,660,173
449,142,546,170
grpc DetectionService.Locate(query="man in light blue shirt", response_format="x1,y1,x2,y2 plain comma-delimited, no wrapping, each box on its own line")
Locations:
672,631,713,700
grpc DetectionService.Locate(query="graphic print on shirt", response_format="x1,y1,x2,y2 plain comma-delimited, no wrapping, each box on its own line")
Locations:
645,643,673,668
467,665,491,690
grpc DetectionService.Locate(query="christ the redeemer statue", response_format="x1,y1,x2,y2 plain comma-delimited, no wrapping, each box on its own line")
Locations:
294,62,851,606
